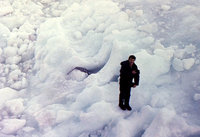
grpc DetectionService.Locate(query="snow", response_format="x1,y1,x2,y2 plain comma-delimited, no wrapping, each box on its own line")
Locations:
142,108,200,137
172,58,184,71
161,5,171,11
0,88,18,109
135,10,144,16
0,1,13,16
0,119,26,135
194,94,200,101
0,0,200,136
183,58,195,70
5,98,24,116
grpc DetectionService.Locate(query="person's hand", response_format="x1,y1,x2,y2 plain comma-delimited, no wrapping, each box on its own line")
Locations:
132,84,137,88
132,70,137,74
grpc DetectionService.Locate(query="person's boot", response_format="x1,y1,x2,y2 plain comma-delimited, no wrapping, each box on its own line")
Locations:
125,96,132,111
119,95,126,110
119,104,126,110
126,105,132,111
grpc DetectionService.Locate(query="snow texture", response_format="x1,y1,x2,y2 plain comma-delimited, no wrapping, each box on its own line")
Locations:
0,0,200,136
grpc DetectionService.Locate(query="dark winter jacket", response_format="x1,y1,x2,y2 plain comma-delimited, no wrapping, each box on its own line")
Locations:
119,60,140,87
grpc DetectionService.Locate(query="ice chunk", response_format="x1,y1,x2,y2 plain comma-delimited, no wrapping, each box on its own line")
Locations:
19,21,35,34
143,108,199,137
3,47,18,57
81,17,97,34
35,109,56,128
174,49,185,59
67,69,88,81
72,86,103,110
161,5,171,11
183,58,195,70
138,22,158,33
135,10,143,16
141,36,155,45
73,31,82,40
5,98,24,116
151,92,169,107
0,15,26,30
10,81,25,90
0,23,10,37
56,110,75,124
79,101,118,130
0,119,26,134
40,0,55,4
135,50,171,83
172,58,184,71
154,48,174,61
194,94,200,101
22,126,35,133
0,1,13,16
0,88,18,109
0,48,2,55
6,56,21,65
8,69,21,81
185,44,196,54
18,44,28,55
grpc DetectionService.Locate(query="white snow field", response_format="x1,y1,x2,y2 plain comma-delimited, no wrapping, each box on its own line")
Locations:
0,0,200,137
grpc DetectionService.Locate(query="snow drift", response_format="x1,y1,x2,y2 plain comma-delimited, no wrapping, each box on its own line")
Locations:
0,0,200,137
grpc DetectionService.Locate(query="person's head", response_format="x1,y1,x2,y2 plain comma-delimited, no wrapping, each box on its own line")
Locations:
128,55,136,65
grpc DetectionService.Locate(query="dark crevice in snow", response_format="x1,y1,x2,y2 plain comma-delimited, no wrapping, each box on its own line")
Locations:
135,129,145,137
68,64,106,76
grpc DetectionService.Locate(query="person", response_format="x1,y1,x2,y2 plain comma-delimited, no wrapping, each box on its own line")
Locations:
119,55,140,111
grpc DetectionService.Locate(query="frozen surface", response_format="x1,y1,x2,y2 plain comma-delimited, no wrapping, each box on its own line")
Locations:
0,0,200,137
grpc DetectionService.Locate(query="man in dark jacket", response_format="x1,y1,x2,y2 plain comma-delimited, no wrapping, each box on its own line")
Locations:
119,55,140,111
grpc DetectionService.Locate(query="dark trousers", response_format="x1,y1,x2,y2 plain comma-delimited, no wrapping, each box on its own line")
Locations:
119,85,131,106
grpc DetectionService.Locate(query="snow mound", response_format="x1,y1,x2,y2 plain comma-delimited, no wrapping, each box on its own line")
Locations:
0,1,13,16
0,88,18,109
143,108,200,137
0,119,26,135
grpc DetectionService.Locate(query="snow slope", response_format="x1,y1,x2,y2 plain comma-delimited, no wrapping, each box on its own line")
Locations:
0,0,200,137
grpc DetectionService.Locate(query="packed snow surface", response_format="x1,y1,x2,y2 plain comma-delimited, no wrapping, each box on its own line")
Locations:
0,0,200,137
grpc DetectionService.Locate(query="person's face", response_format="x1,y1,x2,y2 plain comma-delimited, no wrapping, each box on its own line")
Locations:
129,58,135,65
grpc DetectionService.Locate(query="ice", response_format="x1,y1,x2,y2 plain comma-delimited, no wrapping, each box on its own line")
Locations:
56,110,75,124
5,98,24,116
34,108,57,128
3,47,18,58
172,58,184,71
135,50,171,83
153,48,174,61
138,22,158,33
0,23,10,37
183,58,195,70
111,106,156,137
0,1,13,16
150,92,169,107
135,10,144,16
0,48,2,55
0,16,26,31
161,5,171,11
0,0,200,136
185,44,196,54
174,49,186,59
8,69,21,81
73,31,82,40
143,108,200,137
67,69,88,81
194,94,200,101
6,56,21,65
71,86,103,110
0,119,26,135
0,88,18,109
